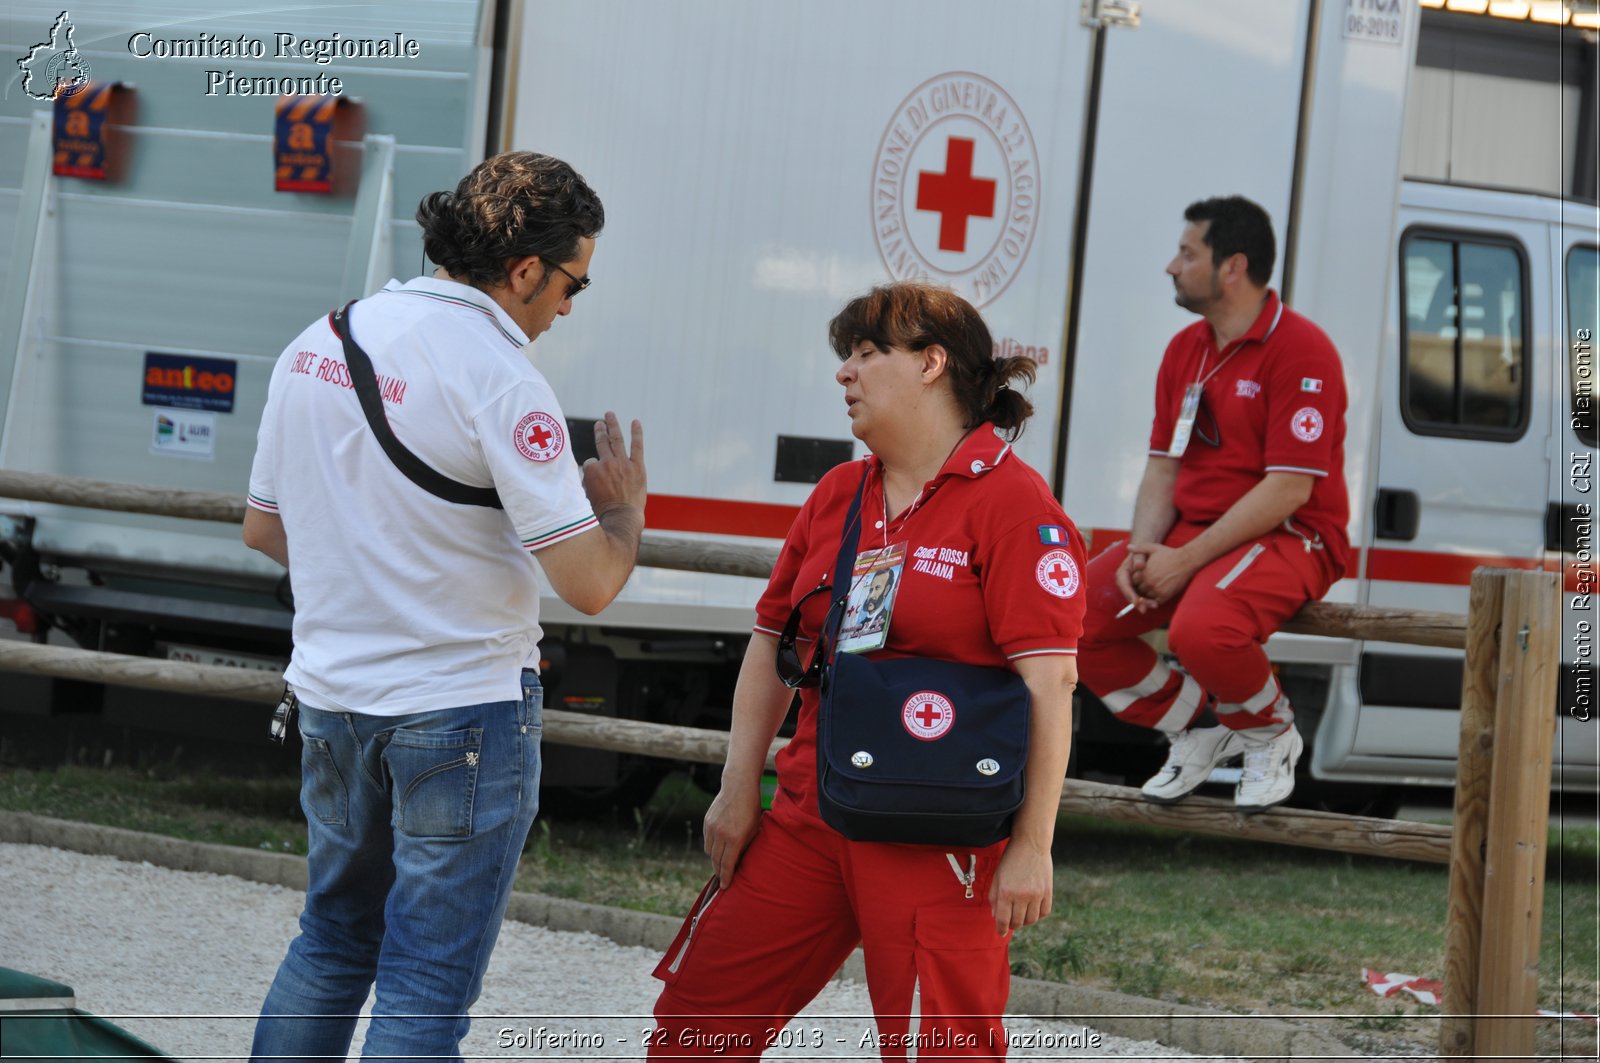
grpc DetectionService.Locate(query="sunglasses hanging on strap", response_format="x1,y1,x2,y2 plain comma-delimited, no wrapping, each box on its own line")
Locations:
775,580,837,689
330,300,503,509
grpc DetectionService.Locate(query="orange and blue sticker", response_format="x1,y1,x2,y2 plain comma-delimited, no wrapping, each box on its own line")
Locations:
53,80,119,179
274,93,340,193
143,352,237,413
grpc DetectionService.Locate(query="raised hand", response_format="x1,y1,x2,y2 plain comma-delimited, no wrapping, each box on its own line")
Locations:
582,411,646,516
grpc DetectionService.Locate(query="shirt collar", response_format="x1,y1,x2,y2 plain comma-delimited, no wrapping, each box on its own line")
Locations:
865,423,1012,484
1231,289,1284,349
944,423,1011,479
382,275,531,349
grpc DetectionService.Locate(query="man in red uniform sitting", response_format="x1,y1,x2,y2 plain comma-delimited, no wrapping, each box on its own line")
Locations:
1078,195,1349,812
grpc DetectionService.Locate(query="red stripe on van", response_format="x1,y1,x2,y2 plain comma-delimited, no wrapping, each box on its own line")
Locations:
1365,547,1537,584
1085,529,1590,593
1367,547,1591,594
645,495,800,540
666,515,1594,594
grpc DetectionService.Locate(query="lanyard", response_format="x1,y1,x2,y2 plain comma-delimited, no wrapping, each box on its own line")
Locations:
1192,297,1285,390
877,428,975,540
1167,299,1284,458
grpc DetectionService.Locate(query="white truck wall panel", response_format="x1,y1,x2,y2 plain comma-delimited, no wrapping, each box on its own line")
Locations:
1060,0,1314,539
510,0,1093,626
0,0,488,575
0,194,17,295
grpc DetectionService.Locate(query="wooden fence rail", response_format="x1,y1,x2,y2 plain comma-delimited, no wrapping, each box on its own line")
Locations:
0,638,1454,866
0,469,779,580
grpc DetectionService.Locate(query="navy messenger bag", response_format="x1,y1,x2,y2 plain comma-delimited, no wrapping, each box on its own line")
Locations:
783,468,1030,848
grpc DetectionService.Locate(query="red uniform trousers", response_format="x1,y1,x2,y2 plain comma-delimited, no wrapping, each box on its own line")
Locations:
651,793,1011,1061
1076,521,1336,733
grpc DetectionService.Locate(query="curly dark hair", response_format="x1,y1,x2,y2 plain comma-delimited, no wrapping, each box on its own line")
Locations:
416,152,605,289
827,282,1036,440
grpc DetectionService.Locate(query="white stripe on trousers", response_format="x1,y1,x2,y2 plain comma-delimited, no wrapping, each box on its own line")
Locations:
1152,673,1204,733
1214,542,1266,591
1102,660,1203,734
1100,659,1171,714
1216,673,1289,723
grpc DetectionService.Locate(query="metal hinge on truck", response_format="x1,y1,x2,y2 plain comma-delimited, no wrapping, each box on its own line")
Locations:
1082,0,1142,29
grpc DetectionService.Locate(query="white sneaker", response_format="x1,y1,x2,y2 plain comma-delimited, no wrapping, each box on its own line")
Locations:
1140,725,1241,804
1234,724,1305,813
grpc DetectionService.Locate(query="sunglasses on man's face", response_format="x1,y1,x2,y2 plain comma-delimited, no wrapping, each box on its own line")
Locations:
774,583,838,689
547,260,591,300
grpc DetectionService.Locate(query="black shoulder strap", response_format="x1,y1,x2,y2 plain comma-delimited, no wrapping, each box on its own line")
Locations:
331,300,504,509
821,464,871,651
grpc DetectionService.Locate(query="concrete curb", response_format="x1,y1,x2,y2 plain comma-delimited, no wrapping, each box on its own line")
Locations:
1,811,1349,1060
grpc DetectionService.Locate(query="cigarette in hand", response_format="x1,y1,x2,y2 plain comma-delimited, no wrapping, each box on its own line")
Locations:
1115,601,1137,619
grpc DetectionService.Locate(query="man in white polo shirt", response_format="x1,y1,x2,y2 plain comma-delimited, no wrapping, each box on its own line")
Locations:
242,152,646,1062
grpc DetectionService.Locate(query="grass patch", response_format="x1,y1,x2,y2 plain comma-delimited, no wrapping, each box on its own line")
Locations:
1022,815,1598,1055
514,775,715,915
2,763,1595,1055
0,763,308,854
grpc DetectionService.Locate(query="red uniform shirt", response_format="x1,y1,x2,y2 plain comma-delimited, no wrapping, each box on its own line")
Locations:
754,425,1088,814
1147,291,1350,574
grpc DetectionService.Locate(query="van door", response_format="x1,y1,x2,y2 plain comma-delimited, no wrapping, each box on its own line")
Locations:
1351,183,1553,779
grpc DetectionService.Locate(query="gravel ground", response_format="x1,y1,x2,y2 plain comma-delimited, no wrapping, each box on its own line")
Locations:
0,843,1243,1061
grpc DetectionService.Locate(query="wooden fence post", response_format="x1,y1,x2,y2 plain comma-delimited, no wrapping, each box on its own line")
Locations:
1440,568,1507,1059
1474,569,1561,1061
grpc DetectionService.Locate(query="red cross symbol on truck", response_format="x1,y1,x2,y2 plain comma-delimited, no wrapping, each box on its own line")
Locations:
915,138,996,253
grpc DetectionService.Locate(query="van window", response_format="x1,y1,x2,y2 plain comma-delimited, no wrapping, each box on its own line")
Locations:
1568,246,1597,447
1400,233,1528,439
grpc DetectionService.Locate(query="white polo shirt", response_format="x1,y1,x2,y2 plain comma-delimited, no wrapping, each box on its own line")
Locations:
247,277,597,716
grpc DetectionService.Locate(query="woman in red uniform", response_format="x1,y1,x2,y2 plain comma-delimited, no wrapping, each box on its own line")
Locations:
650,282,1087,1060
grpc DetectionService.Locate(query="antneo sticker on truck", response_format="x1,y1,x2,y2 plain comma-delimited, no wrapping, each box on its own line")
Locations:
872,72,1039,309
142,352,237,413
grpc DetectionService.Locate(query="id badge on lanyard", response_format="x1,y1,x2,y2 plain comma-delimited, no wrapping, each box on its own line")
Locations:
1167,383,1203,458
837,542,906,655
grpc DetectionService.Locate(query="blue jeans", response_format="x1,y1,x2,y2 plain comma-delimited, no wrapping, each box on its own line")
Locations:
250,673,542,1062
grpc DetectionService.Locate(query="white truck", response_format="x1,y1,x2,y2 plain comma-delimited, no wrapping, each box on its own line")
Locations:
1,0,1593,808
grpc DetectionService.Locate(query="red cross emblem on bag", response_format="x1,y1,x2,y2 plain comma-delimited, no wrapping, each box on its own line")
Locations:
902,691,955,741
